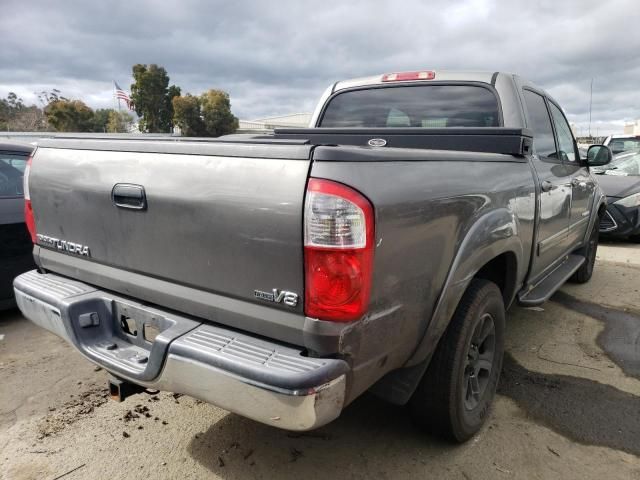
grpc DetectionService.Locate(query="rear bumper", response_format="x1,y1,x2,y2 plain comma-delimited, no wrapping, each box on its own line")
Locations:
14,270,348,431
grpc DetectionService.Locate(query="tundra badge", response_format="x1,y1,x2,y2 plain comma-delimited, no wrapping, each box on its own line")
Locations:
36,234,91,257
254,289,299,307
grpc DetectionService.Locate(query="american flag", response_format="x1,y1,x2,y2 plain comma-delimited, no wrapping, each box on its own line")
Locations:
114,81,133,109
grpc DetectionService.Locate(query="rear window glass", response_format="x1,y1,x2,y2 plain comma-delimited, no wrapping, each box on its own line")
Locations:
319,85,500,128
0,154,27,198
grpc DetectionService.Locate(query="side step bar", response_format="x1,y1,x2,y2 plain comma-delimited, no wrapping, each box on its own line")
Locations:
517,254,585,307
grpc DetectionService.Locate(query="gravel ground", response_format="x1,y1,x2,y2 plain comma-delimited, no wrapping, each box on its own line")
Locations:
1,241,639,480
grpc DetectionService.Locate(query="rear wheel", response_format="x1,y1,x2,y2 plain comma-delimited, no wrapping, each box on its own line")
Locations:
570,219,599,283
409,279,505,443
629,234,640,243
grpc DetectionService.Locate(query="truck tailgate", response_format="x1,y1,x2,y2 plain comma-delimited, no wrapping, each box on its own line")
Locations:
29,140,312,329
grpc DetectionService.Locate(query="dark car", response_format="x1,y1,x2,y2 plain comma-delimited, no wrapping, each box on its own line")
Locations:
0,142,35,309
594,150,640,242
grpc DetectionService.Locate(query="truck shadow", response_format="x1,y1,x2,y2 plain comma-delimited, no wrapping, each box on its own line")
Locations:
187,352,640,478
186,393,457,479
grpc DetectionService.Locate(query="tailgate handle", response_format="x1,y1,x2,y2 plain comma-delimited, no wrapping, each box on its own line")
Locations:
112,184,147,210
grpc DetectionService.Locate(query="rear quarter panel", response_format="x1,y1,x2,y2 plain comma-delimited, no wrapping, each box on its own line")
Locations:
310,147,535,399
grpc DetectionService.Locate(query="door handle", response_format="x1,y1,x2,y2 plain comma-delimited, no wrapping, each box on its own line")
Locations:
541,180,556,192
112,184,147,210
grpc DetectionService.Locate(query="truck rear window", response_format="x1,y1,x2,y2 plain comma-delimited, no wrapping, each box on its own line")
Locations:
319,85,500,128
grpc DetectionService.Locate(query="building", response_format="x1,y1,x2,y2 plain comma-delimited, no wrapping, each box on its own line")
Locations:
238,113,312,132
623,120,640,135
570,123,578,137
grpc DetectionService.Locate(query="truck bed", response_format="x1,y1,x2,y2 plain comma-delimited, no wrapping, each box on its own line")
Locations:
30,128,531,349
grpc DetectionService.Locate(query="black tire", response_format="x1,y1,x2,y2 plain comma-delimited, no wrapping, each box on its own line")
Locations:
409,279,505,443
629,234,640,243
570,219,599,283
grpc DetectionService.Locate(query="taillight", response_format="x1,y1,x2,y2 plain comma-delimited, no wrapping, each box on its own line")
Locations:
382,71,435,82
24,156,36,242
304,178,374,322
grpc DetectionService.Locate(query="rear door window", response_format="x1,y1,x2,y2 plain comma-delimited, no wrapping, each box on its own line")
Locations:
319,85,500,128
0,154,28,198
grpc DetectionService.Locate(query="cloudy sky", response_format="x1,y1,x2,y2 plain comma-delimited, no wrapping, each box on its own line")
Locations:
1,0,638,135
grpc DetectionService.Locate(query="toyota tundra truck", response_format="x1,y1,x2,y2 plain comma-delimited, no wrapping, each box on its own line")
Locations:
14,71,612,442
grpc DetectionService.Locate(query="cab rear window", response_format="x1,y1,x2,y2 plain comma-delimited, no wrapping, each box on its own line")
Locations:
319,85,500,128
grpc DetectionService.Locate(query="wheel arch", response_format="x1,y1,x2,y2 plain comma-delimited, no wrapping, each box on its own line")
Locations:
474,251,519,308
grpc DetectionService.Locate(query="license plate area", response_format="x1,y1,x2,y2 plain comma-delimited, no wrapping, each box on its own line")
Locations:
113,301,171,349
64,292,202,382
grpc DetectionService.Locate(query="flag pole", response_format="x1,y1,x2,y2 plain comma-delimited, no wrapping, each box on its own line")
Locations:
113,80,117,111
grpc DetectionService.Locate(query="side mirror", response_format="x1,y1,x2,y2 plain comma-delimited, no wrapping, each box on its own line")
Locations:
586,145,612,167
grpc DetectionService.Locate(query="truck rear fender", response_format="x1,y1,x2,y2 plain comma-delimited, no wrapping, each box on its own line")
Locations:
369,208,524,405
407,207,524,367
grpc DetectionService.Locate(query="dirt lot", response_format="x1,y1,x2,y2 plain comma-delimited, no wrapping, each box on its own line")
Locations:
1,241,639,480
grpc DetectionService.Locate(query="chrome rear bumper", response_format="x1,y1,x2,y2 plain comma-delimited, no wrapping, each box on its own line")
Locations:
14,270,348,431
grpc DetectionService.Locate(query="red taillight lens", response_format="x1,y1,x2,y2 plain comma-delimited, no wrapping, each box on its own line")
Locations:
304,179,374,322
382,71,435,82
24,156,36,242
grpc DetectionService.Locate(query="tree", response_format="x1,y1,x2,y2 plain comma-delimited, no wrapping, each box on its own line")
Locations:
45,99,95,132
200,90,238,137
172,90,238,137
167,84,181,128
130,64,180,133
37,89,67,107
0,94,21,130
172,94,205,136
0,92,48,131
91,108,112,132
106,110,133,133
9,106,48,131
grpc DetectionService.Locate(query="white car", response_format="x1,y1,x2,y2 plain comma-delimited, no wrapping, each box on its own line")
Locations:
603,134,640,154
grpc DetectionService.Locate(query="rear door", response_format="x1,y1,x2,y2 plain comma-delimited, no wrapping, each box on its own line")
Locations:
522,89,573,280
548,101,595,246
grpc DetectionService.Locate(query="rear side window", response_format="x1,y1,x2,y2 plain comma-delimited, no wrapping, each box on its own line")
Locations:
0,154,28,198
523,90,557,158
319,85,500,128
549,102,576,162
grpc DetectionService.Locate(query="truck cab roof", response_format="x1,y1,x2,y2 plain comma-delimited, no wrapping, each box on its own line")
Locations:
332,70,501,92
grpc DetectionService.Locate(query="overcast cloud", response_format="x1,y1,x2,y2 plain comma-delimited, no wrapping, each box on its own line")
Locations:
1,0,638,134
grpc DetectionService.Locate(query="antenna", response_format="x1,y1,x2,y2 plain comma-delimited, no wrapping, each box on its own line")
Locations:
588,78,593,138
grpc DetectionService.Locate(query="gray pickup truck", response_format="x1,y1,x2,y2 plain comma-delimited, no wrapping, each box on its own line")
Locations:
14,71,612,442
